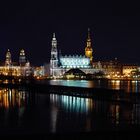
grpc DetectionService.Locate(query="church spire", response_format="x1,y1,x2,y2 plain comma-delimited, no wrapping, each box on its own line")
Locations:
85,28,93,64
52,32,57,47
5,49,12,66
53,33,55,37
87,28,91,40
53,33,56,40
50,33,58,77
19,49,26,66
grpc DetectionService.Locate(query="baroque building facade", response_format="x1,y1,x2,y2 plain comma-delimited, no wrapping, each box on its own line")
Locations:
0,49,32,77
50,29,101,77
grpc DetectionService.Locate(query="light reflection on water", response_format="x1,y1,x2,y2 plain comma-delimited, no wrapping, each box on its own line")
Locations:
0,86,140,134
0,88,26,109
49,79,140,92
49,93,140,132
49,80,94,88
50,94,93,114
0,87,28,129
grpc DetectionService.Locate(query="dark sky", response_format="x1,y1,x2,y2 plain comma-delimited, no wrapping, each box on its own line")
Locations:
0,0,140,65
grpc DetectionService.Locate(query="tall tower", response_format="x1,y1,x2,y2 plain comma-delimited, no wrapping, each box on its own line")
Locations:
19,49,26,66
50,33,58,76
5,49,12,66
85,28,93,64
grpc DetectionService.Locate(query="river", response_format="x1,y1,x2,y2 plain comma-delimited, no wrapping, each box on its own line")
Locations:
0,80,140,137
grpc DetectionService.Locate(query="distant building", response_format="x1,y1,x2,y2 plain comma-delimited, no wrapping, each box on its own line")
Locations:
122,64,138,76
59,55,90,69
19,49,26,66
50,29,100,77
0,49,32,77
94,58,122,75
5,49,12,66
49,30,140,79
33,66,45,78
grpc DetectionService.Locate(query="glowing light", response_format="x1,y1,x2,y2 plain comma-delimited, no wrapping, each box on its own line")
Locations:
60,57,90,68
50,94,93,113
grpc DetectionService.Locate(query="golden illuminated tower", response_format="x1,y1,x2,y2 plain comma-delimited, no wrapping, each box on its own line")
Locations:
5,49,12,66
85,28,93,64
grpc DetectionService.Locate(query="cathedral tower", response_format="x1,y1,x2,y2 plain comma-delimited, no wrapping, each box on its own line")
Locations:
50,33,58,76
19,49,26,66
85,28,93,64
5,49,12,66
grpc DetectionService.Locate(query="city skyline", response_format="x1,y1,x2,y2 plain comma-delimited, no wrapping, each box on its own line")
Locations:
0,1,140,65
0,1,140,139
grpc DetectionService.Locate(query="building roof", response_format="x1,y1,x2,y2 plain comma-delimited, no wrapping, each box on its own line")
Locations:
65,68,86,75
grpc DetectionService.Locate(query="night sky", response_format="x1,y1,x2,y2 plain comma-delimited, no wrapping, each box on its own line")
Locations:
0,0,140,65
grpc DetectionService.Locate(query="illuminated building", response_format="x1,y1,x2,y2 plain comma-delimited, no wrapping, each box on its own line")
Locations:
50,33,59,76
33,66,45,78
122,64,138,76
93,59,140,79
50,30,101,78
50,30,140,79
5,49,12,66
59,55,90,69
85,28,93,64
94,58,122,76
0,49,32,77
19,49,26,66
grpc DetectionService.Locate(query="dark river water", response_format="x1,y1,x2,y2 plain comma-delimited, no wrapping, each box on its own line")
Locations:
0,80,140,136
48,79,140,93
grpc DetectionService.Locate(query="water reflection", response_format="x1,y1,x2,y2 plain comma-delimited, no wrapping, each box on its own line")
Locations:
50,106,58,133
109,104,120,125
49,79,140,93
49,93,140,132
50,94,95,132
132,80,138,93
50,94,93,114
0,88,26,108
0,87,30,130
0,86,140,134
108,80,121,90
49,80,94,88
107,80,140,93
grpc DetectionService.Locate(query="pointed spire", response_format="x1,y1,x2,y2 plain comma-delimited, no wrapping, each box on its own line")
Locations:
52,33,56,41
6,49,11,56
5,49,12,66
53,33,55,38
85,28,93,63
87,28,91,40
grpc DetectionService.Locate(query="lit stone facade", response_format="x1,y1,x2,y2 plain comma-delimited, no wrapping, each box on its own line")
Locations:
33,66,45,77
59,55,90,69
0,49,32,77
50,30,101,77
5,49,12,66
19,49,26,66
122,65,138,76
